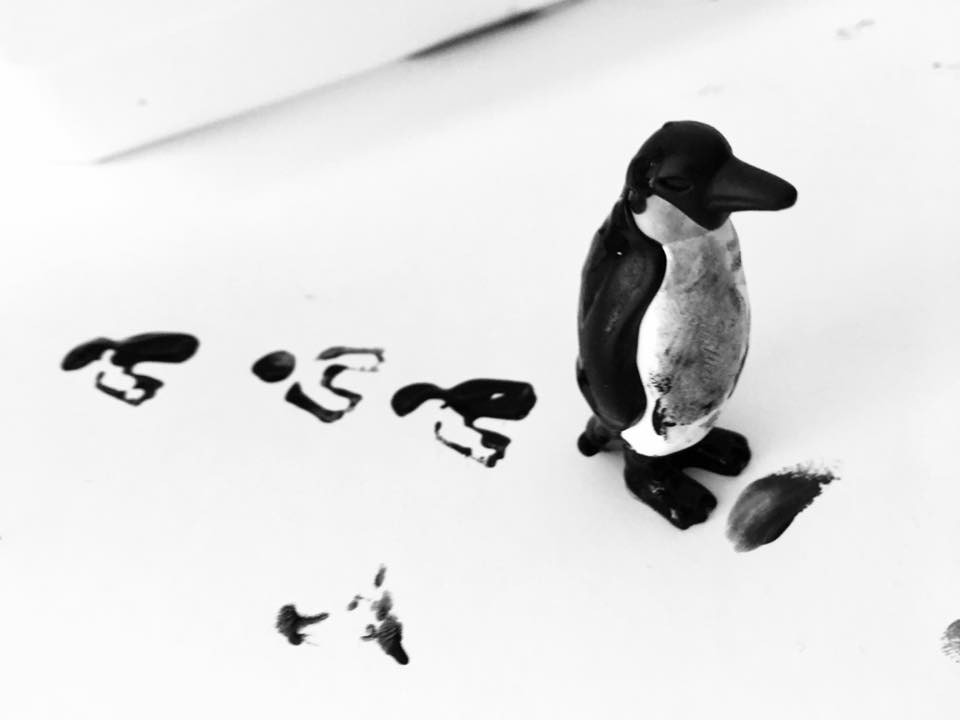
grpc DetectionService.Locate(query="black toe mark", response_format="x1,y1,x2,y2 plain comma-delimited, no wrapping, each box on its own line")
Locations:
252,351,296,382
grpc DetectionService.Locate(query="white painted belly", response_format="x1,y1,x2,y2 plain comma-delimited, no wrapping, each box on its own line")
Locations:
620,198,750,456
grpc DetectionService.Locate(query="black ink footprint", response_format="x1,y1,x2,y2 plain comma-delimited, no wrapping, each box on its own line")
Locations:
354,566,409,665
392,379,537,467
279,564,409,665
361,614,409,666
252,346,384,423
61,332,199,406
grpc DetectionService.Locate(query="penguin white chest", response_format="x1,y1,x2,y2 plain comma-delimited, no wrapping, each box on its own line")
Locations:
621,197,750,456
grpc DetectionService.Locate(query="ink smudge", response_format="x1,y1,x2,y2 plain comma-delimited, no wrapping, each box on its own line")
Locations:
372,591,393,622
61,332,199,406
392,379,537,467
941,620,960,663
374,565,387,588
347,595,363,611
726,465,837,552
372,615,409,665
836,18,875,39
275,604,330,645
252,351,296,382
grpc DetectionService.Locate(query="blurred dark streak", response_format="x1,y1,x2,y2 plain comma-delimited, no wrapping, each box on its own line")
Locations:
410,10,545,59
410,1,581,59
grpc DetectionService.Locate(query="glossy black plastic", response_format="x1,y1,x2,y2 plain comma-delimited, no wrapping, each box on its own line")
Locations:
577,121,797,529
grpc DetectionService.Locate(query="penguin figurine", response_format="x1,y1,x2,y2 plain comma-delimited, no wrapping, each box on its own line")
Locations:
576,121,797,529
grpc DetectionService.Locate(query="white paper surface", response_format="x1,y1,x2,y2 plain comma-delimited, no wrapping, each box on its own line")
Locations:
1,0,959,717
0,0,559,160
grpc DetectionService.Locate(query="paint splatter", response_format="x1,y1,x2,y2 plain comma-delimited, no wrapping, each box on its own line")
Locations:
374,565,387,588
392,379,537,467
253,346,384,423
941,620,960,663
61,332,199,405
275,604,330,645
727,465,837,552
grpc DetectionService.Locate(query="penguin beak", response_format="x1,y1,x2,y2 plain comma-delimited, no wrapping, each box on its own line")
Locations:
705,156,797,213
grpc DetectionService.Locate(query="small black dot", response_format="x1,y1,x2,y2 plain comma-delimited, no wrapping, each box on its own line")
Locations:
252,351,296,383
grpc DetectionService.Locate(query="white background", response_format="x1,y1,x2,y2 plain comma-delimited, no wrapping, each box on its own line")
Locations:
2,0,960,717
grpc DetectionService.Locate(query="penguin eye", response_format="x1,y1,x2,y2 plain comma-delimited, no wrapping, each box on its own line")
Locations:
657,176,693,193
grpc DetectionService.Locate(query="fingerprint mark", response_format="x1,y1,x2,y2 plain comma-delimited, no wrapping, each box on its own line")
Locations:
941,620,960,663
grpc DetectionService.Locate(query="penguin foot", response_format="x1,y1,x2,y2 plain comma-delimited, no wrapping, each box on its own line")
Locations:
671,427,751,476
577,432,602,457
577,415,623,457
623,451,717,530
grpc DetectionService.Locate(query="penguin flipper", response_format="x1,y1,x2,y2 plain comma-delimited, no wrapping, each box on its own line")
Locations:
577,200,667,431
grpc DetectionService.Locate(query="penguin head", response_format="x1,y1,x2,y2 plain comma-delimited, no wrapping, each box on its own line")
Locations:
624,121,797,231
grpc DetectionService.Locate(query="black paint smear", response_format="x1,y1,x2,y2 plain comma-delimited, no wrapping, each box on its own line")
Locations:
433,421,473,458
252,351,296,382
61,332,199,406
320,365,362,411
392,379,537,468
317,346,384,364
284,382,344,422
434,421,513,468
374,565,387,588
727,466,837,552
942,620,960,663
651,399,676,437
275,604,330,646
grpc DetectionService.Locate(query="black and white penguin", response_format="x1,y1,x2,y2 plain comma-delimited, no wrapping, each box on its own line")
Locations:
576,121,797,529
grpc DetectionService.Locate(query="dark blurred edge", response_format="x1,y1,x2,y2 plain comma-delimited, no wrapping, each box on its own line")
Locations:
410,1,580,59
